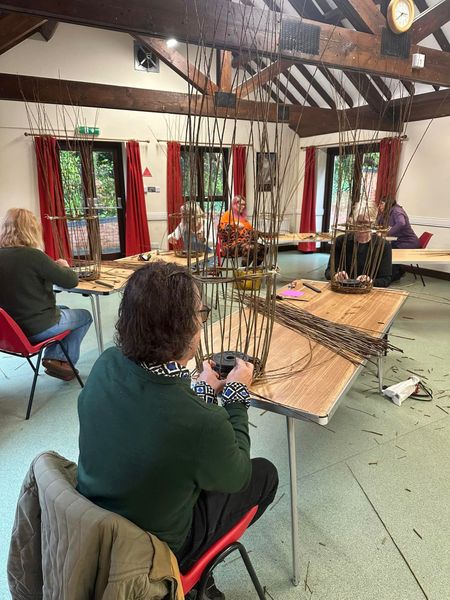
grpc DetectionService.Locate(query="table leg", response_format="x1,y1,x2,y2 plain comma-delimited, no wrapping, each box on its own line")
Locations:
286,416,300,586
89,295,101,353
377,356,383,394
95,295,104,353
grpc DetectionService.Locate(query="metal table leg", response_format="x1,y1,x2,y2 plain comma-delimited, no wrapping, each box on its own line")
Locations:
287,416,300,586
377,355,384,394
89,295,103,354
94,295,104,353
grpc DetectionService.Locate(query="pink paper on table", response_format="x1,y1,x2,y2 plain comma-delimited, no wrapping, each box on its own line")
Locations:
281,290,305,297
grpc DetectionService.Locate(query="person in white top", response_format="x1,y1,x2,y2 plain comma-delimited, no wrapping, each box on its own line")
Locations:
168,201,211,253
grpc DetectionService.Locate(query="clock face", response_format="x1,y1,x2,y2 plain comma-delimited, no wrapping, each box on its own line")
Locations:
395,0,412,27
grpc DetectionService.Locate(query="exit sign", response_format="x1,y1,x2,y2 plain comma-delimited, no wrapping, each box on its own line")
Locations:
76,126,100,136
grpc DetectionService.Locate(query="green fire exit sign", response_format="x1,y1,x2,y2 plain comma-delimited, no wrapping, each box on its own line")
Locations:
76,126,100,136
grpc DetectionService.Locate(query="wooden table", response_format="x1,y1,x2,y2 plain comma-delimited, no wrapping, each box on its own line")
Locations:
204,280,408,585
392,249,450,264
56,252,189,353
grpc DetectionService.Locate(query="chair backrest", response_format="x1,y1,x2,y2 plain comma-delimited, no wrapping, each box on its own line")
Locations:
0,309,34,356
419,231,433,249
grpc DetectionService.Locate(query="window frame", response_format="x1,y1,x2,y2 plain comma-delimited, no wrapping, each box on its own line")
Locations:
57,140,126,259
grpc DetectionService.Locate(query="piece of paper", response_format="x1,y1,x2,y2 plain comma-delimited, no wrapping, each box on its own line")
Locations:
281,290,305,297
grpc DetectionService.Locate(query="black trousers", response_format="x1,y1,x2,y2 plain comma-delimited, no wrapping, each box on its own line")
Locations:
175,457,279,573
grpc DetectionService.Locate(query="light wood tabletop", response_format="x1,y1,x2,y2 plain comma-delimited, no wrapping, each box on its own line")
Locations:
205,281,408,423
392,249,450,264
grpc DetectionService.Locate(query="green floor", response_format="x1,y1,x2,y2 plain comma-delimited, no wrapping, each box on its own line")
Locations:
1,252,449,600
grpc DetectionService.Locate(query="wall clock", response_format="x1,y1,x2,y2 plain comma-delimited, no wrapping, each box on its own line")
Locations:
387,0,415,34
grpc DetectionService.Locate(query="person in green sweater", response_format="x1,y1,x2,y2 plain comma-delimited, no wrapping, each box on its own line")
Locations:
0,208,92,381
77,261,278,600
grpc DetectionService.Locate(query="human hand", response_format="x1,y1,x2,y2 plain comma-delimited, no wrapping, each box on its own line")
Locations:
334,271,349,282
225,358,254,387
357,275,372,284
198,360,225,394
56,258,70,268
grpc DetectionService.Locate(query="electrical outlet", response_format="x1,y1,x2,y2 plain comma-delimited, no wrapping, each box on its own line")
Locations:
145,186,161,193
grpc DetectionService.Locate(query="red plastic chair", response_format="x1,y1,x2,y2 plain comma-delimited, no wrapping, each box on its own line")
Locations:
0,309,83,419
412,231,433,286
180,505,266,599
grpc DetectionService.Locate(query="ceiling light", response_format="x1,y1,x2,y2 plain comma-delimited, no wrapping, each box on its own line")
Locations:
166,38,178,48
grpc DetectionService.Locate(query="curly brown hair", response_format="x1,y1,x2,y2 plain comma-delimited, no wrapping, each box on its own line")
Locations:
115,261,201,364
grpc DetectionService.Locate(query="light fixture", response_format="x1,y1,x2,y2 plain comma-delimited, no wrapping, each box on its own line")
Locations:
166,38,178,48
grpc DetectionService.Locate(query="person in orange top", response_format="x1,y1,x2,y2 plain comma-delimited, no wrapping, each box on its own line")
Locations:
218,195,265,266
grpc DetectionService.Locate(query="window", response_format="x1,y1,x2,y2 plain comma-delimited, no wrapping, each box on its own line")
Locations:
180,146,229,216
58,141,126,259
323,143,380,232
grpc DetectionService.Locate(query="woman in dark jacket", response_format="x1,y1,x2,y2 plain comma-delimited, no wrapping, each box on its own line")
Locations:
0,208,92,380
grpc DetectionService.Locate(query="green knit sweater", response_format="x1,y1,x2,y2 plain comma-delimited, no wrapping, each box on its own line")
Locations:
0,246,78,336
77,347,252,552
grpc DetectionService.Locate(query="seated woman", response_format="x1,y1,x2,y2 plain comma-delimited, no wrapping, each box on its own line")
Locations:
77,261,278,600
168,201,211,254
218,195,265,266
0,208,92,381
377,197,420,249
325,215,392,288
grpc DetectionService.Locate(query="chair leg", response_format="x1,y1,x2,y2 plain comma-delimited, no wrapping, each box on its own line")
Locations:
26,356,37,373
57,342,84,389
26,349,43,420
236,542,266,600
411,264,417,280
416,264,426,286
195,543,265,600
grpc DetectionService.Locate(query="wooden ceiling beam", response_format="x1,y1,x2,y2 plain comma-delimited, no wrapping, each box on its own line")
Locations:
0,72,287,122
411,0,450,44
332,0,385,33
0,11,46,53
414,0,450,52
371,75,392,100
279,66,321,108
244,63,280,103
294,64,336,109
218,50,232,91
344,70,385,113
319,67,354,108
392,88,450,121
233,58,294,98
2,0,450,86
134,35,218,95
38,19,57,41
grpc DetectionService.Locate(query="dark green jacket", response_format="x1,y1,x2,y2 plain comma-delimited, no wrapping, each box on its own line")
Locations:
0,246,78,336
77,347,252,552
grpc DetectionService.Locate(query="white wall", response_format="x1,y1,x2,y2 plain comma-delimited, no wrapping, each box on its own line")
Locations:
299,127,450,271
0,23,300,248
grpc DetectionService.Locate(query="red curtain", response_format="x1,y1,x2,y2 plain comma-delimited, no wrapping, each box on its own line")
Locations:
298,146,317,253
375,137,402,204
125,140,151,255
232,145,247,197
34,136,71,260
166,141,183,249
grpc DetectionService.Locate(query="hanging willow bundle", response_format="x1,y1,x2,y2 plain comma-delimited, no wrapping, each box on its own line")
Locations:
242,295,402,366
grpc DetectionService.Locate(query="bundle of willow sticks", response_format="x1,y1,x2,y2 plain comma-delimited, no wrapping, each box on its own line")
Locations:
243,296,402,365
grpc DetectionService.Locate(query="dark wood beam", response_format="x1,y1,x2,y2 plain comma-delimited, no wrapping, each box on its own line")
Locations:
250,58,300,105
0,72,287,122
0,12,46,53
414,0,450,52
38,19,57,41
2,0,450,85
134,35,218,95
319,67,354,108
294,64,336,109
244,63,280,103
280,67,321,107
332,0,385,33
233,59,294,98
219,50,232,91
322,8,344,25
391,88,450,122
371,75,392,100
289,104,397,137
411,0,450,44
287,0,324,21
344,70,385,113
